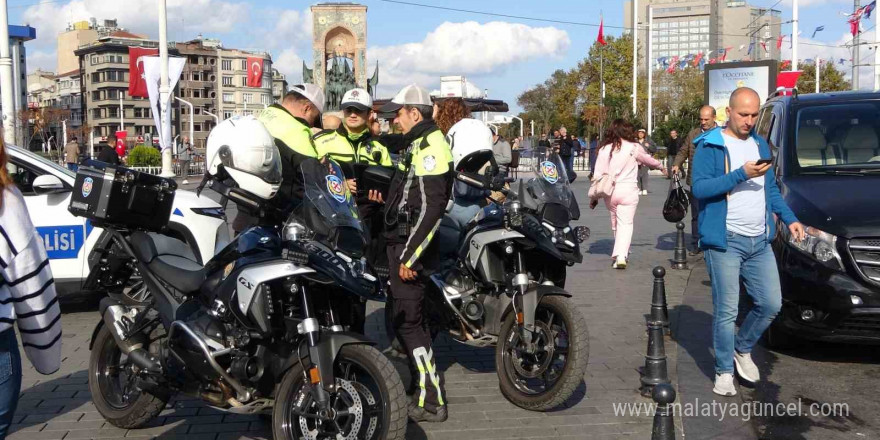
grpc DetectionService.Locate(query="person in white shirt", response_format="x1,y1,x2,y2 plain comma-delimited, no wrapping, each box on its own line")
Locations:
0,138,63,437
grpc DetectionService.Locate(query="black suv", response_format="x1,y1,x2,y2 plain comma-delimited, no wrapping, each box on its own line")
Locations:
756,90,880,346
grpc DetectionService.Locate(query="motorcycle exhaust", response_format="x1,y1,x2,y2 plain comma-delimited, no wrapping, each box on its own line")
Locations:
100,300,143,354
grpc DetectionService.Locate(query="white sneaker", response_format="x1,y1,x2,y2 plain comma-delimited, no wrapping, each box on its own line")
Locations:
713,373,737,396
182,179,189,184
613,255,627,269
734,351,760,383
642,190,649,195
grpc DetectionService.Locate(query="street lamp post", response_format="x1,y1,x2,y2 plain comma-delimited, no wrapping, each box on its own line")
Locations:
174,96,194,154
204,110,220,124
158,0,174,178
0,0,16,146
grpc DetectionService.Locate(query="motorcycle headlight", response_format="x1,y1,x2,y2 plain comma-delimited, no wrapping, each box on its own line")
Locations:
788,226,842,270
283,221,313,242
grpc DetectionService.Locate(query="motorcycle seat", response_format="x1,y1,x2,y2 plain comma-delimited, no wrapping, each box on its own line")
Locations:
130,232,205,293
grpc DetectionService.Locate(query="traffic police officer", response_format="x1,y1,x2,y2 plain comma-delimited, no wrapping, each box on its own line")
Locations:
232,84,323,232
313,88,392,167
379,85,453,423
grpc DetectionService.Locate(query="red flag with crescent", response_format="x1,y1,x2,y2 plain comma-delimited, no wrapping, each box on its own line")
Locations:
128,47,159,97
247,57,264,88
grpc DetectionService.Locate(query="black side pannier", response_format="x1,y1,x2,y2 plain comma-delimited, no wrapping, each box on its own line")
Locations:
68,161,176,232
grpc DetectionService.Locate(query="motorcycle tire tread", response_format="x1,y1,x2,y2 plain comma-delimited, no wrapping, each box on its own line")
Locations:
88,325,170,429
496,295,590,411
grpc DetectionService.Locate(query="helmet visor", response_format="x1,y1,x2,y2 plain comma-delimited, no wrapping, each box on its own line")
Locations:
224,143,282,184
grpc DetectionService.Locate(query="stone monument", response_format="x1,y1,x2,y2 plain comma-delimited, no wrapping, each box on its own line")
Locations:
303,3,379,112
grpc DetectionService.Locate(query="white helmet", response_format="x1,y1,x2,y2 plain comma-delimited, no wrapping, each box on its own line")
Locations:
446,118,494,173
205,115,282,200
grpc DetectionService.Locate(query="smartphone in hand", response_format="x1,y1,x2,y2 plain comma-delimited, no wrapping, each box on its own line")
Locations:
756,158,773,166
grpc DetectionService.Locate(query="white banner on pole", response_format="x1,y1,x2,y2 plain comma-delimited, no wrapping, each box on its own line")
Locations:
143,56,186,152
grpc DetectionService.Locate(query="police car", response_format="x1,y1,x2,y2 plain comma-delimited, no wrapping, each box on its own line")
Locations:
7,145,229,298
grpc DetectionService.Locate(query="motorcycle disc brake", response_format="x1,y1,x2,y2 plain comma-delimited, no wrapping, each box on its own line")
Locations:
298,378,364,440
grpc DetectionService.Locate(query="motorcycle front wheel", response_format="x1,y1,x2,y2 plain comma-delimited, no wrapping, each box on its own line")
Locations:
273,344,407,440
496,295,589,411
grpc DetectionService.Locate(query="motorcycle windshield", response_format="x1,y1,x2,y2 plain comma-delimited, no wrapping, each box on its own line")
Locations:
297,158,362,232
529,153,573,208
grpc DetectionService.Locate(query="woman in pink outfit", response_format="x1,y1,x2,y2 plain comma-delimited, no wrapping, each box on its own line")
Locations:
590,120,666,269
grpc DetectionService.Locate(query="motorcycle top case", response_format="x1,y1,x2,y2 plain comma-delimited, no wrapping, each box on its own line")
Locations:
68,161,177,232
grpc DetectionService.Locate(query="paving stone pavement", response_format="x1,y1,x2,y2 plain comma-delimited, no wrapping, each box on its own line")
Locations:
8,176,696,440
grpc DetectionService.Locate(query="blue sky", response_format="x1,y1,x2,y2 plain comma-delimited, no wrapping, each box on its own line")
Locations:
10,0,874,113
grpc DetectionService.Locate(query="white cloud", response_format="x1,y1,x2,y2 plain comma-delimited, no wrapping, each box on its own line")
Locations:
367,21,570,95
21,0,249,70
25,50,57,72
269,9,313,50
274,48,304,85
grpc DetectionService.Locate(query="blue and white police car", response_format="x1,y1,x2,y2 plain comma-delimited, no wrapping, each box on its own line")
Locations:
7,145,229,298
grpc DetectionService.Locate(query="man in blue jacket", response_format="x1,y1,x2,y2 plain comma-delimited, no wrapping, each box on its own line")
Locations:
692,87,805,397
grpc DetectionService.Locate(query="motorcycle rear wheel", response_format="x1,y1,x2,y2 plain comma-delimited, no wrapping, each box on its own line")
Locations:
496,295,589,411
88,325,169,428
273,344,407,440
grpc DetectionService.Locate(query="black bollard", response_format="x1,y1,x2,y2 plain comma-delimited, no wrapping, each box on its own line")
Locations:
651,383,677,440
672,221,688,270
650,266,670,335
640,320,670,397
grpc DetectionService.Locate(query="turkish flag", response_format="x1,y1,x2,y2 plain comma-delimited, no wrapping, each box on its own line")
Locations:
128,47,159,97
115,130,127,157
597,19,607,46
247,57,264,88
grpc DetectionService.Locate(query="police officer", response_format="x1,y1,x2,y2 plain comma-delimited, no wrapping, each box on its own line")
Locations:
313,88,392,166
232,84,323,232
378,84,453,423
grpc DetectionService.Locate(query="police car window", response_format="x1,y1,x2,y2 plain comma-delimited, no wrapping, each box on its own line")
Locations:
6,159,42,195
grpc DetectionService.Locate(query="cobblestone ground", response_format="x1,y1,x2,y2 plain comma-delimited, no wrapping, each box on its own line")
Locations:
8,176,690,440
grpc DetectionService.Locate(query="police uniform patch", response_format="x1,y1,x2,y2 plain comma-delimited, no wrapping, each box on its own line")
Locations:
82,177,94,198
540,161,559,184
326,175,347,203
423,155,436,172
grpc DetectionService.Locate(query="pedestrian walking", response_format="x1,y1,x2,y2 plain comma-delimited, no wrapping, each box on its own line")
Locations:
589,119,666,269
0,137,63,438
64,136,80,171
665,130,681,180
490,126,512,177
179,136,193,184
557,127,574,178
673,105,718,255
691,87,804,397
636,128,657,195
588,133,599,178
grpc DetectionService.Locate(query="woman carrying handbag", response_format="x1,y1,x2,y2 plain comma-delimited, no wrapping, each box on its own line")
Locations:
589,119,666,269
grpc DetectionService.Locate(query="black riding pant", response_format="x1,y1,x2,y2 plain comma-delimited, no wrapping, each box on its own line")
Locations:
386,243,445,411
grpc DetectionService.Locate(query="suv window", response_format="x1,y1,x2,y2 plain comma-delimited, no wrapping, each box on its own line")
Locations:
6,159,43,195
795,103,880,169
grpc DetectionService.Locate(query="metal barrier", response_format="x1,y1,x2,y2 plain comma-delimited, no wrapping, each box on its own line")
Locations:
129,156,206,177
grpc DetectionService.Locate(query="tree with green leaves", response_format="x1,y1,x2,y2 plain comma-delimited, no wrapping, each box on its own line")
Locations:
790,61,850,93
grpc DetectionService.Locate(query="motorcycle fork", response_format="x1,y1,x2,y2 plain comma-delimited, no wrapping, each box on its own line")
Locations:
297,284,333,411
511,251,538,353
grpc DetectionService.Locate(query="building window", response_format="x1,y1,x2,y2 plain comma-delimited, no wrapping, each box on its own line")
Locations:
243,93,253,103
107,89,118,99
241,59,247,70
193,89,202,98
194,123,202,132
241,77,248,87
222,59,232,71
92,91,101,101
91,72,101,83
262,78,270,88
222,76,233,86
223,111,233,119
261,94,271,105
223,93,234,103
192,72,201,81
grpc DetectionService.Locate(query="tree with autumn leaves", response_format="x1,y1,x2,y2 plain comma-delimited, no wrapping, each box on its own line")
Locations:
517,35,851,142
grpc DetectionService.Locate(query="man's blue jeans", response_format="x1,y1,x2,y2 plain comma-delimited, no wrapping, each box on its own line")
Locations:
0,329,22,437
704,231,782,375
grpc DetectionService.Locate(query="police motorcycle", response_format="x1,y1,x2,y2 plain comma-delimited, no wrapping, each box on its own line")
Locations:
73,117,407,440
397,119,590,411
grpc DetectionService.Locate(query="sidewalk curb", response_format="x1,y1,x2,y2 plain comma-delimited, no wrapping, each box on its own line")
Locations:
670,259,761,440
